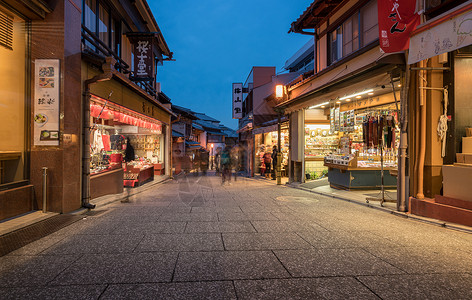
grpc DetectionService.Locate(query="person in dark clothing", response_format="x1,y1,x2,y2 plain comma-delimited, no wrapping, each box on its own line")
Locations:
221,146,232,184
200,149,209,175
271,145,278,180
263,151,272,178
124,138,135,162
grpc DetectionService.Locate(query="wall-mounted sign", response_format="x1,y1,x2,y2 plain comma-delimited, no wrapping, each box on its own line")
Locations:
408,5,472,64
126,33,156,81
34,59,60,146
232,83,243,119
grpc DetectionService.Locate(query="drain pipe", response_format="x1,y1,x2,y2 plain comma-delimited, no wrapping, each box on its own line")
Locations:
416,60,427,200
397,66,410,212
82,57,115,209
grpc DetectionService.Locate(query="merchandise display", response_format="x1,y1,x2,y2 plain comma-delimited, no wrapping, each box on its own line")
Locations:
89,100,164,188
255,129,289,175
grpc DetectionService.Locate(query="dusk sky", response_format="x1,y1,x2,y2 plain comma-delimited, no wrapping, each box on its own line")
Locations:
150,0,314,130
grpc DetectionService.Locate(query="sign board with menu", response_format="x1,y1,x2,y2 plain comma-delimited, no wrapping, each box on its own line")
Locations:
34,59,60,146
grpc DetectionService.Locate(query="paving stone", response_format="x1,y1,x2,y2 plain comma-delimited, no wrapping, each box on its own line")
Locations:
223,232,313,250
100,281,237,300
191,206,243,213
111,222,186,234
274,248,405,277
251,220,324,232
0,255,79,287
218,212,279,221
358,273,472,300
174,251,290,281
158,213,218,222
363,246,472,274
6,234,66,256
234,277,378,300
297,230,398,249
41,234,144,254
50,252,177,285
0,285,106,300
185,221,256,233
135,233,224,252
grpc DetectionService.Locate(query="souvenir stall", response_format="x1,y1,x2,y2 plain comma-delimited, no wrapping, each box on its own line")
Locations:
254,127,289,176
89,96,165,195
323,103,399,190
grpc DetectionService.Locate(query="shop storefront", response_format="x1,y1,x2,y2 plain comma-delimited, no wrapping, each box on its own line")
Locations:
89,95,166,198
0,4,31,220
254,124,289,177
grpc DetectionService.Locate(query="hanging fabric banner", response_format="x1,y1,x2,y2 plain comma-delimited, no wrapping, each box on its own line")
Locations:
378,0,420,53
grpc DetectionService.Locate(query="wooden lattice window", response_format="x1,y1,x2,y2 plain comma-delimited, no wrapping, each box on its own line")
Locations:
0,10,13,50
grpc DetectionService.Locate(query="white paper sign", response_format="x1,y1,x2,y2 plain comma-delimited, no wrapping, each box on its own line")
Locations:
232,83,243,119
408,8,472,65
34,59,60,146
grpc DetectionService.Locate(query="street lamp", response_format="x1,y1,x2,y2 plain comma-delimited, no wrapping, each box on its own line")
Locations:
274,84,285,185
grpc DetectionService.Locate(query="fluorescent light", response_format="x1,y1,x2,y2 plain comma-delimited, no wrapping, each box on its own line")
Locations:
308,101,329,109
339,89,374,101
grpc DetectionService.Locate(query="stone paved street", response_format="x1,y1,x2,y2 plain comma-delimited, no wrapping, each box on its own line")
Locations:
1,174,472,299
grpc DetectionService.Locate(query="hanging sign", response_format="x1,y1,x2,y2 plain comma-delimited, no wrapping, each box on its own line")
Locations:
232,83,243,119
126,33,155,81
34,59,60,146
378,0,420,53
408,5,472,64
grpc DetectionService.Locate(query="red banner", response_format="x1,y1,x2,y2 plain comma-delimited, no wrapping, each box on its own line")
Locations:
378,0,420,53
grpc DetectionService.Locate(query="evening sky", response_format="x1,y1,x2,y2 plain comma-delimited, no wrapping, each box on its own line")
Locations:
150,0,313,129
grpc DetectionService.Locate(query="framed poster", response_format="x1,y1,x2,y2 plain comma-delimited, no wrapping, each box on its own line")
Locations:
34,59,60,146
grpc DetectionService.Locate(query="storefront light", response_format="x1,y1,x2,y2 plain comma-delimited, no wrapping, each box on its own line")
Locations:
368,92,374,96
309,101,330,109
339,89,374,101
346,99,351,102
275,85,284,98
355,95,362,99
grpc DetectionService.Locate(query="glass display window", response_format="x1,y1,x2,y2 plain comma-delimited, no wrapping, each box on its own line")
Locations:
0,7,28,185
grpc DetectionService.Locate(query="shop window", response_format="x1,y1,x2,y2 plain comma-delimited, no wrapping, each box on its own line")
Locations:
360,0,378,46
0,7,27,185
0,10,13,50
98,3,109,47
342,13,359,57
326,0,377,67
328,26,343,64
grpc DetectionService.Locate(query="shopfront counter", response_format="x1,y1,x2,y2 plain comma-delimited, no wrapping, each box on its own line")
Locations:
324,162,397,190
124,165,154,187
91,168,124,199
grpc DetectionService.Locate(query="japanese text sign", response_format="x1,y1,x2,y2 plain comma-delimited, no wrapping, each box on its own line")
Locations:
133,37,154,80
378,0,420,53
232,83,243,119
34,59,60,146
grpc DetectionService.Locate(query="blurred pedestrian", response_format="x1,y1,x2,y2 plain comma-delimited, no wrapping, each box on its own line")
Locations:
231,144,242,181
263,151,272,179
215,147,222,174
271,145,278,180
200,148,209,175
221,145,232,185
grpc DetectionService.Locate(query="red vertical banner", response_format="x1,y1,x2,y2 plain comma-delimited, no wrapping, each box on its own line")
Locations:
378,0,420,53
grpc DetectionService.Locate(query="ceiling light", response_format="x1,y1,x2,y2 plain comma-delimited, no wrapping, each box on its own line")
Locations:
336,101,341,104
345,99,351,102
356,95,362,99
308,101,330,109
321,105,325,108
339,89,374,101
368,92,374,95
397,84,401,87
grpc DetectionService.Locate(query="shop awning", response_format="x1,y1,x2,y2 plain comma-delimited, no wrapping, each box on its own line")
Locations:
172,130,184,137
278,66,394,113
185,140,202,149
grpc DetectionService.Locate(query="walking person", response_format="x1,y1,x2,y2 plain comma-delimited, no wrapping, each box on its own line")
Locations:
122,137,135,202
220,146,232,185
271,145,278,180
263,151,272,179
